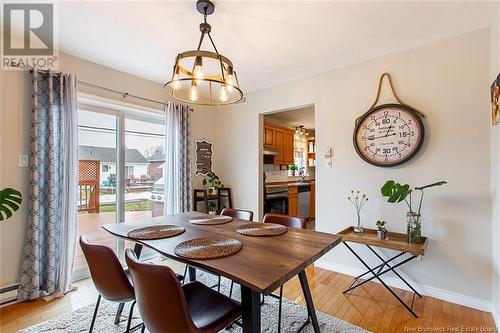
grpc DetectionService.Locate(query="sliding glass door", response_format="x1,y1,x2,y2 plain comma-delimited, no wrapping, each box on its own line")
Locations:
74,97,165,279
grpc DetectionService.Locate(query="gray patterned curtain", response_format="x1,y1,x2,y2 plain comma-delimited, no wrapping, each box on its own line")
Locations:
17,70,78,301
164,102,192,214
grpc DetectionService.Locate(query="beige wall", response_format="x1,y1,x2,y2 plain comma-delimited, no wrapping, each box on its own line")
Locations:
491,3,500,324
216,29,492,307
0,52,217,287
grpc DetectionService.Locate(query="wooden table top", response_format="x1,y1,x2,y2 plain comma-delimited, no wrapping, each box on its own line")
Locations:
103,212,341,294
338,226,428,256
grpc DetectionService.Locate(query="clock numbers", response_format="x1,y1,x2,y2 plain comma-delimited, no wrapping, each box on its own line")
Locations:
354,104,424,167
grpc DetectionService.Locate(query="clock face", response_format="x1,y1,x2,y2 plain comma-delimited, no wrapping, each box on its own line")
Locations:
354,104,424,167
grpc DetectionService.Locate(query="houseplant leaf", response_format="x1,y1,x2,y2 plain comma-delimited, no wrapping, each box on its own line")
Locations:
0,188,22,221
415,181,447,191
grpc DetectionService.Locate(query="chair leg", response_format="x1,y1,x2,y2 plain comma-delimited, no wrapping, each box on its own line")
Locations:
229,281,234,298
141,324,145,333
183,265,188,285
89,295,101,333
125,301,136,333
115,303,125,324
217,275,221,292
278,286,283,333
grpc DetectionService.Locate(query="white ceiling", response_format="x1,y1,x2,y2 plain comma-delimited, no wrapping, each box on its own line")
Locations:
51,1,499,92
265,106,315,130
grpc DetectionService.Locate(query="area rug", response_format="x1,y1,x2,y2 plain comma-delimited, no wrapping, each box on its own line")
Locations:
19,271,369,333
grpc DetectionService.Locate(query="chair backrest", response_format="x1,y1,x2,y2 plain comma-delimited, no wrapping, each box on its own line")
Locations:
263,213,306,229
220,208,254,221
125,249,196,333
79,236,134,302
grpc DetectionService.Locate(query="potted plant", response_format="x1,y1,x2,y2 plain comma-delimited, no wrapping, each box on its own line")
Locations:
381,180,447,243
202,171,224,196
0,187,22,221
288,164,298,177
376,220,388,240
208,201,217,215
348,190,368,233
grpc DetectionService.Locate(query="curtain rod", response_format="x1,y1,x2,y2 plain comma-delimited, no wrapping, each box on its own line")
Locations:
9,63,194,111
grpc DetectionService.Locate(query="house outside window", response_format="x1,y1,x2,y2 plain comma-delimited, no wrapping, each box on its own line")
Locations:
102,164,109,172
125,166,134,179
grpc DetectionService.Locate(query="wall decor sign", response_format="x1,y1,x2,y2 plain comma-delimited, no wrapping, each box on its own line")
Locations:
353,73,425,167
491,72,500,126
195,140,213,175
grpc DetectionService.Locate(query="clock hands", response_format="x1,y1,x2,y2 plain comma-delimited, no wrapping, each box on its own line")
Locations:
367,133,396,140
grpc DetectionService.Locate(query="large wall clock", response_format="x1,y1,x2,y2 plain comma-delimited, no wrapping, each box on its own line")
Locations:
353,103,425,167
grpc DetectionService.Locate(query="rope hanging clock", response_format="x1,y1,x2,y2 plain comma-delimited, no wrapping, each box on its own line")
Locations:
353,73,425,167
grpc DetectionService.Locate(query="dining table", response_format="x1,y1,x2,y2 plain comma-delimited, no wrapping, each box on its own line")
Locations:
102,211,341,333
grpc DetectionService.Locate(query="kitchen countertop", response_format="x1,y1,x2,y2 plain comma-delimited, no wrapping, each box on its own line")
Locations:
265,180,315,188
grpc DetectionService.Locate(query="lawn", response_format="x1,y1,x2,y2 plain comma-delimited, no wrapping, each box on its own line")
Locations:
100,200,152,212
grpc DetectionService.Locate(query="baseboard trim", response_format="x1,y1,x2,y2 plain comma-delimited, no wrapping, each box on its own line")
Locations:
492,304,499,328
0,284,18,306
315,259,492,312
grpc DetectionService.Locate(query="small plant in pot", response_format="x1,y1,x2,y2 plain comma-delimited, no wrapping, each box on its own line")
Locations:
381,180,447,243
376,220,388,240
202,172,224,196
207,201,217,215
288,164,298,177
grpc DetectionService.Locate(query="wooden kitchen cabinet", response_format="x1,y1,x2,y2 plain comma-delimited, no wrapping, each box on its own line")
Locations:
264,122,294,166
283,131,294,165
263,124,275,148
274,129,284,164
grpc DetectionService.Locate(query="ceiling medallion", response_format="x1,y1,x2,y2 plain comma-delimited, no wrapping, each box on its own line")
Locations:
164,0,243,106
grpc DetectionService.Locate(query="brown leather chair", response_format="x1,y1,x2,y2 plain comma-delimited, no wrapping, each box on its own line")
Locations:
79,236,137,333
220,208,254,221
220,208,255,297
125,249,241,333
263,212,306,229
262,213,307,333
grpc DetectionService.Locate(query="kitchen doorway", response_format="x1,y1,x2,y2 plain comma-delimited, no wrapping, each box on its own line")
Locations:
261,105,316,230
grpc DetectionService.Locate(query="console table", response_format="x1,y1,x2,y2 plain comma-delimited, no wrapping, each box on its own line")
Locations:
193,187,233,213
338,226,428,317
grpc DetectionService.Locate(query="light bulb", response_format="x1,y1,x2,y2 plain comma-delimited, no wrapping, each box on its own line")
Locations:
194,56,203,79
171,66,181,90
219,84,228,102
226,66,235,92
172,74,180,90
189,81,199,101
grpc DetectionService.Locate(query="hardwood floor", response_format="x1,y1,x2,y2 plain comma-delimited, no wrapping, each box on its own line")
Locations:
0,264,495,333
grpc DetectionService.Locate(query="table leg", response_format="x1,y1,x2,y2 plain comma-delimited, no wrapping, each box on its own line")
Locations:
298,270,320,333
241,285,261,333
365,245,422,298
133,243,143,258
188,266,197,282
343,242,419,317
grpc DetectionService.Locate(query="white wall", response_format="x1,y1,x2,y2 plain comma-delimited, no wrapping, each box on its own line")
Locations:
216,29,492,308
0,52,217,288
491,3,500,325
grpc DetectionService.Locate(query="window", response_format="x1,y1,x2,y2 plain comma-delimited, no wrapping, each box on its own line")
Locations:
74,94,165,279
125,166,134,179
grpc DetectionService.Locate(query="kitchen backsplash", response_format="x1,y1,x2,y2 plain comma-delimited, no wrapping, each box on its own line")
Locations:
264,164,288,181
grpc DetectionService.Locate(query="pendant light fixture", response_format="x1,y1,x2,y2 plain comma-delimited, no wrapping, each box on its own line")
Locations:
164,0,243,106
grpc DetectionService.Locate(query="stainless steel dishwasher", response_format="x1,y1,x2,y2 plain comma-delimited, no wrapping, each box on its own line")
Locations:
297,185,310,219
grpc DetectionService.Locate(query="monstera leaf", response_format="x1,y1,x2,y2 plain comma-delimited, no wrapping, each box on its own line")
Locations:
380,180,412,203
0,188,22,221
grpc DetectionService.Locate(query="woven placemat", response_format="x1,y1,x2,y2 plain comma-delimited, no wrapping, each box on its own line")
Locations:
174,237,242,260
127,225,185,240
236,222,288,236
188,215,233,225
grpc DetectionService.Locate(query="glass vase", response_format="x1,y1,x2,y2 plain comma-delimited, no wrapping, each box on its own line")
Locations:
354,213,363,233
406,212,421,243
